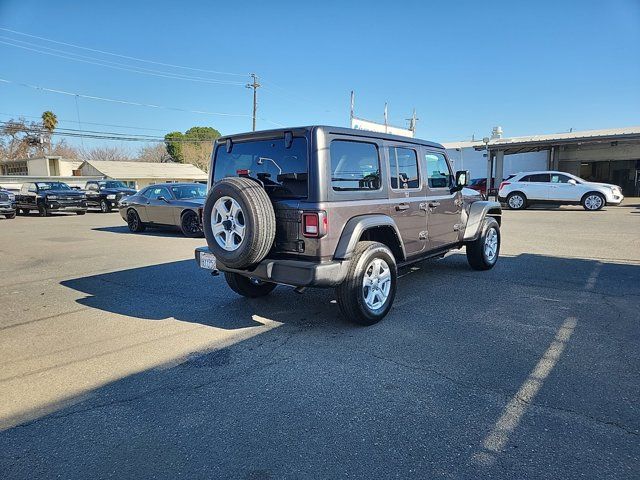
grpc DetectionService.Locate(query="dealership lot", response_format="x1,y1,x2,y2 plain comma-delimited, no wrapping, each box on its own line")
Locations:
1,203,639,479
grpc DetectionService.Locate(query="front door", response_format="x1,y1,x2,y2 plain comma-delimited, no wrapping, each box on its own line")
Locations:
145,186,174,224
386,145,426,257
423,150,462,250
548,173,581,201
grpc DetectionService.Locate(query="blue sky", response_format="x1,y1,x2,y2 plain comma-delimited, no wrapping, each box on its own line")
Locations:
0,0,638,150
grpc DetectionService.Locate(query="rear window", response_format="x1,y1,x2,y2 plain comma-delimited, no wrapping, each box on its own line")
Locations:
522,173,550,182
213,138,308,198
389,147,420,189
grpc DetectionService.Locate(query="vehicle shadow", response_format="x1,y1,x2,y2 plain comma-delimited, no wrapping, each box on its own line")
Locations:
2,254,638,479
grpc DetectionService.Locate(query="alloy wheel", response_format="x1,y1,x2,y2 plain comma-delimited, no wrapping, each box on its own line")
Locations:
362,258,391,311
211,196,246,251
484,227,498,262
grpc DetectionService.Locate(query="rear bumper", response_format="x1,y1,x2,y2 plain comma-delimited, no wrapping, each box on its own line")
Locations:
195,247,349,288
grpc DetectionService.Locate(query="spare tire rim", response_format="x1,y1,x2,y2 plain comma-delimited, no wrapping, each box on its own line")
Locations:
585,195,602,210
362,258,391,311
212,196,245,251
484,227,498,261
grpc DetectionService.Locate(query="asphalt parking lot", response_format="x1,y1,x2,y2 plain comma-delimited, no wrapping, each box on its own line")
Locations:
1,201,639,479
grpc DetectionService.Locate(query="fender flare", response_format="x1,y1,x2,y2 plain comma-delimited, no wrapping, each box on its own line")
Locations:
334,214,406,260
463,201,502,241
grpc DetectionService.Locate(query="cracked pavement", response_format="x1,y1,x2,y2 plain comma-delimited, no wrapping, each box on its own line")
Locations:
1,202,639,479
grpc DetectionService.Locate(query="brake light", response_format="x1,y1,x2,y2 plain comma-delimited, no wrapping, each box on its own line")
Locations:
302,211,327,238
499,181,510,190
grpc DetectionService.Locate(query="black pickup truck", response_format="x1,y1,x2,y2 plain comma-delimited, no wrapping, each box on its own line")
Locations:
16,181,87,216
84,180,137,213
0,188,17,219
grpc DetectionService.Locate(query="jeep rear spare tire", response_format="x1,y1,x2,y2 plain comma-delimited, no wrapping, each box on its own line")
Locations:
203,177,276,269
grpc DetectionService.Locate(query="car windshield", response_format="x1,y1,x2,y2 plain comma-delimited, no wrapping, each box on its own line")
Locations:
37,182,71,191
98,181,127,189
213,137,309,198
170,184,207,199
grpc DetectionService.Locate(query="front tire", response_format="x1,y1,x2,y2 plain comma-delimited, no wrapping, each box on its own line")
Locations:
38,205,49,217
100,199,111,213
180,210,204,238
5,213,16,219
466,217,500,270
126,208,146,232
506,192,527,210
224,272,277,298
582,192,605,211
335,241,397,326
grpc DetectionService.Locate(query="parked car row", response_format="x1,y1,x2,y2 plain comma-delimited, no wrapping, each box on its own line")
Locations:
1,178,207,238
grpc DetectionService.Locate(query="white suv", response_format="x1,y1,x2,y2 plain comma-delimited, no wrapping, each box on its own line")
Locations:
498,171,624,211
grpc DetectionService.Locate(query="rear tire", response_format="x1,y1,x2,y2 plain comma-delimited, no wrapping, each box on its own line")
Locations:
335,241,397,326
180,210,204,238
582,192,605,211
224,272,277,298
466,217,500,270
203,177,276,269
126,208,146,232
506,192,527,210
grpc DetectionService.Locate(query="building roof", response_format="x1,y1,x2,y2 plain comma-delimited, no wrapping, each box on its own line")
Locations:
80,160,208,179
442,126,640,150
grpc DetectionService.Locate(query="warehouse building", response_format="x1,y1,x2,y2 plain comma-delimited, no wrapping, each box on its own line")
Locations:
444,126,640,196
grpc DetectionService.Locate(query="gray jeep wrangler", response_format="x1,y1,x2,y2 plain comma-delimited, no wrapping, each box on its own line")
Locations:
196,126,501,325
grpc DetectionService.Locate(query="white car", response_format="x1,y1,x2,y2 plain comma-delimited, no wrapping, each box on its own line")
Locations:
498,171,624,211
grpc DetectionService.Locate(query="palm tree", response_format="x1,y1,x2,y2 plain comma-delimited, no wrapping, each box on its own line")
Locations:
41,111,58,154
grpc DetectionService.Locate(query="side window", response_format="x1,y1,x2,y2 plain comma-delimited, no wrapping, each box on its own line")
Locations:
147,186,171,200
389,147,420,189
525,174,551,182
551,174,571,183
424,152,452,189
330,140,380,191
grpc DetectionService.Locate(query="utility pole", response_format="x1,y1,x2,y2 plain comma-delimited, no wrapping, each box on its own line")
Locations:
246,73,260,132
406,109,419,135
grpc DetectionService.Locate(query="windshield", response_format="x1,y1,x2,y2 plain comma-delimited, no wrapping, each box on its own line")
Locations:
37,182,71,191
170,184,207,199
213,137,308,198
99,181,127,189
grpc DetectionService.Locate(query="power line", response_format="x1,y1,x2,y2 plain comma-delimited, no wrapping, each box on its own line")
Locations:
0,26,248,77
0,39,247,86
0,112,170,132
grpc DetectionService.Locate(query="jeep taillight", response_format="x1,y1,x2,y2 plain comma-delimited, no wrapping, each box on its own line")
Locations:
499,181,510,190
302,211,327,238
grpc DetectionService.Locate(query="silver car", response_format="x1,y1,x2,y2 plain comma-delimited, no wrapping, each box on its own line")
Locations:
119,183,206,237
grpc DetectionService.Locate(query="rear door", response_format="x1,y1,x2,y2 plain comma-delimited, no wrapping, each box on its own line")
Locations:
521,173,551,200
423,149,462,249
386,144,426,257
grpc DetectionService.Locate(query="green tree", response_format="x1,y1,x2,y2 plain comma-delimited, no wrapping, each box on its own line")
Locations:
41,111,58,153
164,126,221,166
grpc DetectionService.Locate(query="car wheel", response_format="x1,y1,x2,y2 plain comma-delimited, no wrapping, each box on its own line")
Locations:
126,208,146,232
582,192,605,211
506,192,527,210
5,213,16,219
100,199,111,213
38,205,49,217
224,272,277,298
466,217,500,271
335,241,397,326
180,210,204,238
76,211,86,215
203,177,276,269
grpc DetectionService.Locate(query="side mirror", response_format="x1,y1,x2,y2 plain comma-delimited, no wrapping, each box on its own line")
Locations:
455,170,470,187
568,179,577,185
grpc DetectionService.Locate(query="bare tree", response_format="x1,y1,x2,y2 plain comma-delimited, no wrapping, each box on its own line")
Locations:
136,143,172,163
79,145,133,162
49,139,80,158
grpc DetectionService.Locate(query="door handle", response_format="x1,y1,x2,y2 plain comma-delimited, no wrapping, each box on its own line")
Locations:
395,203,410,211
428,201,441,208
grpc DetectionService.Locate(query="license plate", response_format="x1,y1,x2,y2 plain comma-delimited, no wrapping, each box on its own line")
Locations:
199,252,217,270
